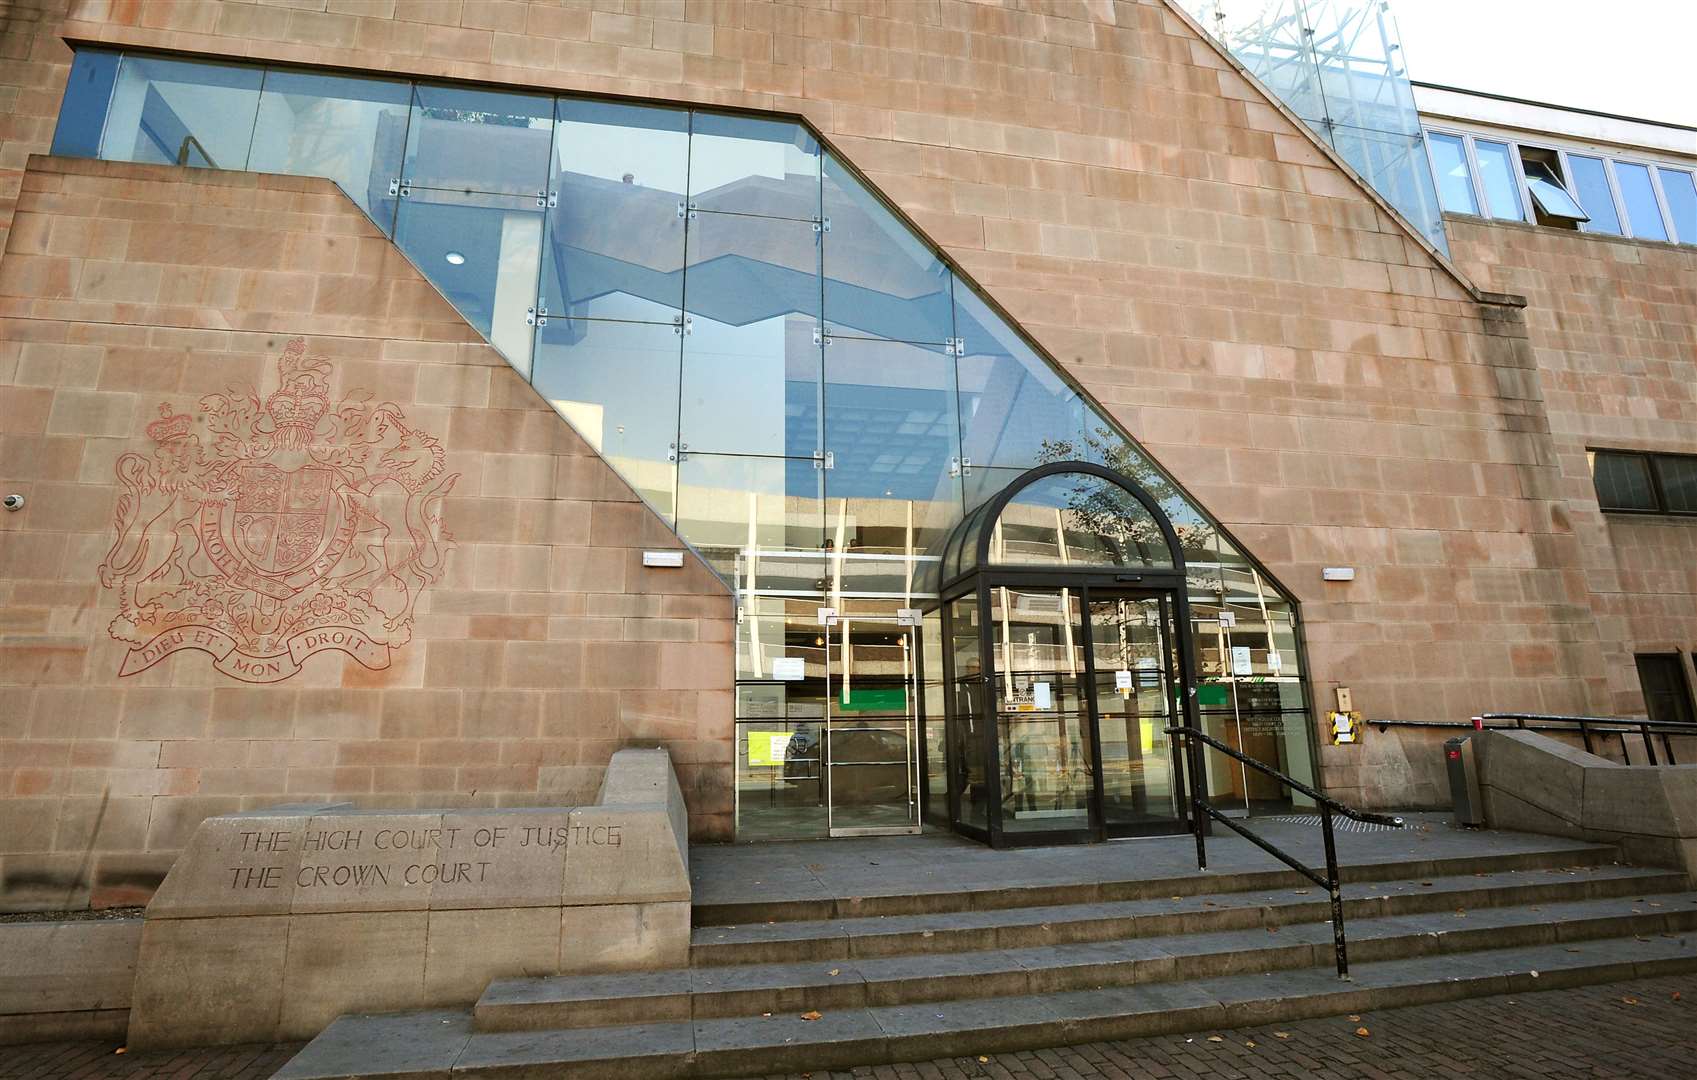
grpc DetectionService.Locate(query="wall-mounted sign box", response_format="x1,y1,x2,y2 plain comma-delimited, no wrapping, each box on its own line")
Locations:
642,550,685,567
1322,567,1356,581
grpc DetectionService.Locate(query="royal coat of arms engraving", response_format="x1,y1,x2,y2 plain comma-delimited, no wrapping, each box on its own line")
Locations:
99,338,459,682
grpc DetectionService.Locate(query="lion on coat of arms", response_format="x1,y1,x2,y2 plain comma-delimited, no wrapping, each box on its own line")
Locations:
98,337,459,682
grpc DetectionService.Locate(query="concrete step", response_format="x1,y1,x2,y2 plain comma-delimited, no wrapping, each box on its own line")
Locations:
274,932,1697,1080
474,890,1697,1032
688,841,1622,925
691,863,1685,965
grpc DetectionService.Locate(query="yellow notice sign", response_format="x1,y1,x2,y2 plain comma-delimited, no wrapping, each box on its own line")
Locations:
747,730,793,767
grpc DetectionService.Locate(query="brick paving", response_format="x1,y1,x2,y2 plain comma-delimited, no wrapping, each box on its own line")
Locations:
3,976,1693,1080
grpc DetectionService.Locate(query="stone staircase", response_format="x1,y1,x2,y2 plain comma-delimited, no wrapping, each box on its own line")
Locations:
274,838,1697,1080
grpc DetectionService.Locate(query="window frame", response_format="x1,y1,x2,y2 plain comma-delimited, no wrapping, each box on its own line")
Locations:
1589,448,1697,518
1421,123,1697,246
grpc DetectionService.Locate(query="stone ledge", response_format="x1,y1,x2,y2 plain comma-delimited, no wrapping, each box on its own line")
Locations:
127,749,690,1048
0,918,142,1046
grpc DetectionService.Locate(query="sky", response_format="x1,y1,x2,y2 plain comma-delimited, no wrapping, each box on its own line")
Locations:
1391,0,1697,127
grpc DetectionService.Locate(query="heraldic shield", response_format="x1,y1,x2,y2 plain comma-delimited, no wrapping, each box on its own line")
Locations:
98,338,460,683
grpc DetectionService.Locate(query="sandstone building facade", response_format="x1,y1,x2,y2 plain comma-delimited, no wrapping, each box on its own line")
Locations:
0,0,1692,907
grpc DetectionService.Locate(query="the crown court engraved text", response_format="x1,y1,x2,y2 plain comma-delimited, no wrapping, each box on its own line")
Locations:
99,338,459,682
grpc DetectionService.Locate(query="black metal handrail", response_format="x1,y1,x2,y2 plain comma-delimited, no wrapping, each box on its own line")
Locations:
1367,713,1696,766
1166,725,1404,979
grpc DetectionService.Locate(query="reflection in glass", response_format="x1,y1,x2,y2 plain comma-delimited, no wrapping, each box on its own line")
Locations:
532,317,682,518
677,453,824,578
681,212,822,456
1569,155,1622,236
989,472,1174,569
403,83,553,196
1521,159,1587,221
736,716,828,840
543,100,688,318
1473,140,1523,221
922,610,948,824
1654,168,1695,244
1656,457,1697,514
992,587,1090,833
51,50,121,159
823,337,962,556
955,289,1092,471
393,190,542,376
248,69,412,231
1615,162,1669,241
688,112,820,219
822,154,953,342
1088,594,1181,828
948,597,989,830
100,55,262,170
1425,133,1478,215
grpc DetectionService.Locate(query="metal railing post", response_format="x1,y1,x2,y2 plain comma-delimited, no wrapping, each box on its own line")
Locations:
1188,730,1208,870
1642,723,1658,766
1321,802,1348,979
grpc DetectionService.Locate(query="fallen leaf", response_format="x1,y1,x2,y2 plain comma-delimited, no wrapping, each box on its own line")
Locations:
1420,881,1433,887
1672,992,1682,1001
114,1049,127,1056
978,1057,990,1063
1266,926,1280,934
1530,971,1539,978
1274,1032,1291,1040
801,1011,823,1021
1622,997,1639,1006
1171,896,1183,901
1207,1035,1224,1043
827,969,840,977
1355,1027,1371,1038
1348,1015,1361,1022
1246,1040,1257,1048
762,1012,772,1018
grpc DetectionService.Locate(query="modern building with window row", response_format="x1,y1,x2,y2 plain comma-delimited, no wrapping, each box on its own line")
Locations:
0,0,1693,898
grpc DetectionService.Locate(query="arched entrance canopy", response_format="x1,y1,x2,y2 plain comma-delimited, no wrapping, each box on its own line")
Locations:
919,461,1190,601
918,462,1205,846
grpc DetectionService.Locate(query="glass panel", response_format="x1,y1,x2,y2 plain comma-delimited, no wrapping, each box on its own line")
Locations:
51,50,122,159
991,587,1090,834
1472,140,1523,222
1657,168,1697,245
677,453,824,579
827,612,918,831
1591,452,1657,511
824,337,963,557
1614,162,1669,241
393,189,542,376
922,609,948,824
688,112,820,220
955,289,1093,471
1521,160,1587,221
542,99,689,320
822,154,953,343
947,597,989,830
1087,594,1181,828
402,83,553,196
989,472,1175,569
1569,155,1623,236
681,211,821,456
99,54,262,170
532,317,681,520
1426,133,1478,215
247,69,412,232
1654,456,1697,514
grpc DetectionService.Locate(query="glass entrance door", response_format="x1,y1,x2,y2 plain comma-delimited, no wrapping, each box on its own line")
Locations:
1086,592,1185,834
989,586,1093,839
824,613,921,835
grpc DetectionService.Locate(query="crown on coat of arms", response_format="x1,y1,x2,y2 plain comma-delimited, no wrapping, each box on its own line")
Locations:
265,337,332,439
145,403,193,443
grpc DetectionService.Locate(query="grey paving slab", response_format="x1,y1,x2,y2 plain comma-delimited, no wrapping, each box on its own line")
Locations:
272,1010,471,1080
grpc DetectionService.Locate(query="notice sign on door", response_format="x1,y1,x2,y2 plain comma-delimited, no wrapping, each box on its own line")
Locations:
1032,681,1052,709
747,730,793,766
1114,669,1134,695
1231,646,1253,676
771,656,805,681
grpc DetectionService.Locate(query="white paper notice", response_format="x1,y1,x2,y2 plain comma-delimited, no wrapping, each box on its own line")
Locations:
1032,682,1053,709
1231,646,1253,676
1114,669,1134,691
1268,650,1283,674
771,656,806,681
1218,611,1237,628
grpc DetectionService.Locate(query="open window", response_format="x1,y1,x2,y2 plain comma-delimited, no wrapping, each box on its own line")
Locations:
1519,147,1588,229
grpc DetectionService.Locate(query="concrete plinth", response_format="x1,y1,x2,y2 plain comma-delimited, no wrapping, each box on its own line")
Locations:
126,749,690,1048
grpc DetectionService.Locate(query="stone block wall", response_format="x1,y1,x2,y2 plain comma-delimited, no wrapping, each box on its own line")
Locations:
0,155,735,910
1447,218,1697,719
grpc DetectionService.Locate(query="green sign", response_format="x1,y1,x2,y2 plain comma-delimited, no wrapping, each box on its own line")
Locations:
1196,683,1230,707
837,686,908,713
